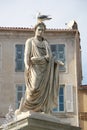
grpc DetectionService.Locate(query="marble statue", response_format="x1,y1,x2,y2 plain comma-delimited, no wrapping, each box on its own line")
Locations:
15,22,64,115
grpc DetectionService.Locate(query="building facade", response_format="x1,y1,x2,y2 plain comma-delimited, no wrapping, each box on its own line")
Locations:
0,27,82,126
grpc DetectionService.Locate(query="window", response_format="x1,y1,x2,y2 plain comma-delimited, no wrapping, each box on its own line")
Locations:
15,45,25,71
51,44,65,71
53,85,65,112
59,86,64,111
16,84,25,108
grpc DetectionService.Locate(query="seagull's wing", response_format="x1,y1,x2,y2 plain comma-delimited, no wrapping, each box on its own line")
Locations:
37,15,52,23
37,15,48,19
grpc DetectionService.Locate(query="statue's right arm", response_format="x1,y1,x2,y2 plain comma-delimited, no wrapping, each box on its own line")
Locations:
24,38,32,70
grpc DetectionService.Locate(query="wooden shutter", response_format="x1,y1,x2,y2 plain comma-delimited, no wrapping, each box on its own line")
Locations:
66,85,74,112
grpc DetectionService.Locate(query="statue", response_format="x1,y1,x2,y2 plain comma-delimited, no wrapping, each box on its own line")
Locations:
15,19,64,115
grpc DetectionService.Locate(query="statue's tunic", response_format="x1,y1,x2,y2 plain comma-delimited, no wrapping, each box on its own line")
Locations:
23,37,59,113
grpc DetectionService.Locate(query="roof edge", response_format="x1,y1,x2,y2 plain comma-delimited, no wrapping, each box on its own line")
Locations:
0,26,79,33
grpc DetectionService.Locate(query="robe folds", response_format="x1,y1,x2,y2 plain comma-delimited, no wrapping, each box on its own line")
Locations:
23,37,59,113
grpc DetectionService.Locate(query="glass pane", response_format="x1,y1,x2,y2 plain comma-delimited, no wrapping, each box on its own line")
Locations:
15,45,24,71
16,61,22,70
16,45,22,59
17,51,22,59
58,44,65,51
59,96,64,103
51,45,58,58
59,86,64,111
59,87,63,95
51,45,56,52
16,45,22,51
53,107,58,111
59,104,64,111
59,53,64,59
18,92,22,100
18,86,22,91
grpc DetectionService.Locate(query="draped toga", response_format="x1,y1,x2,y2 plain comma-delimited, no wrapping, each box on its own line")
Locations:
23,37,59,113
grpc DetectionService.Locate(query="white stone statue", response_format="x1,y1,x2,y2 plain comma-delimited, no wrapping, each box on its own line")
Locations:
15,22,64,115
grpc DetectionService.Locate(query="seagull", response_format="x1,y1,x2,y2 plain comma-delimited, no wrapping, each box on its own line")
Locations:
36,12,52,23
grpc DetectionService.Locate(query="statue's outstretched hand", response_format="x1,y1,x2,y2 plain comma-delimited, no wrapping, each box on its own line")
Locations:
55,60,64,66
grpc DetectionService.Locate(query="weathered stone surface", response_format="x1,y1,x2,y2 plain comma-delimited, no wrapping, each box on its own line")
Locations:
0,112,81,130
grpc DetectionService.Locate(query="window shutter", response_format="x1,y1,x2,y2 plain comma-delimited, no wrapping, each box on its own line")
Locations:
66,85,74,112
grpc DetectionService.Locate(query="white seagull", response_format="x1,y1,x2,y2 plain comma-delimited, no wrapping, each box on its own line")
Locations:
36,12,52,23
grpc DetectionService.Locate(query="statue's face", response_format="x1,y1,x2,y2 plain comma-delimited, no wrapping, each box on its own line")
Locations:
35,25,45,37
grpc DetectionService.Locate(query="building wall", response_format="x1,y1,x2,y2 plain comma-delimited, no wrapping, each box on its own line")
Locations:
0,28,82,126
79,87,87,130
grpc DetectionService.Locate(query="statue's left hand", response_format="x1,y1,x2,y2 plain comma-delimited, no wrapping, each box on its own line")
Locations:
55,60,64,66
45,55,49,61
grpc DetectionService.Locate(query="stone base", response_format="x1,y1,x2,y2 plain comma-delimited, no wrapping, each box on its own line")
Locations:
0,111,81,130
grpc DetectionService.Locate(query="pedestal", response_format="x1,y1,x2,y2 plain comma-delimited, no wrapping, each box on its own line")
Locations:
0,112,81,130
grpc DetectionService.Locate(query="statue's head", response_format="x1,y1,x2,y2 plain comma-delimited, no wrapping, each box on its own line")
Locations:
34,22,46,37
34,22,46,32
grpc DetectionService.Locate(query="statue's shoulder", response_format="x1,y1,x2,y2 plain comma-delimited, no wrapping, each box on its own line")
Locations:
26,37,34,44
44,38,50,45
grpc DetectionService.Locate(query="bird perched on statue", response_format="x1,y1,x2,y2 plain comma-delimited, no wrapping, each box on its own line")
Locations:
36,12,52,23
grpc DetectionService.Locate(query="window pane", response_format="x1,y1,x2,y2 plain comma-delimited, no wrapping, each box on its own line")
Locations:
16,45,22,59
59,104,64,111
51,44,56,52
58,44,64,51
51,44,65,71
59,53,64,59
59,86,64,111
16,61,22,70
18,86,22,91
59,87,64,95
17,52,22,59
16,85,25,108
18,92,22,101
51,44,57,58
59,96,64,103
53,85,65,112
15,44,24,71
53,107,58,111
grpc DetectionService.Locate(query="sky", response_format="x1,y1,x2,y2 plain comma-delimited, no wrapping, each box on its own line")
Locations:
0,0,87,84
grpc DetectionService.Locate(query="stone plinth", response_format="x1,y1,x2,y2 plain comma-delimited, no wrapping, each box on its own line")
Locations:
0,112,81,130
